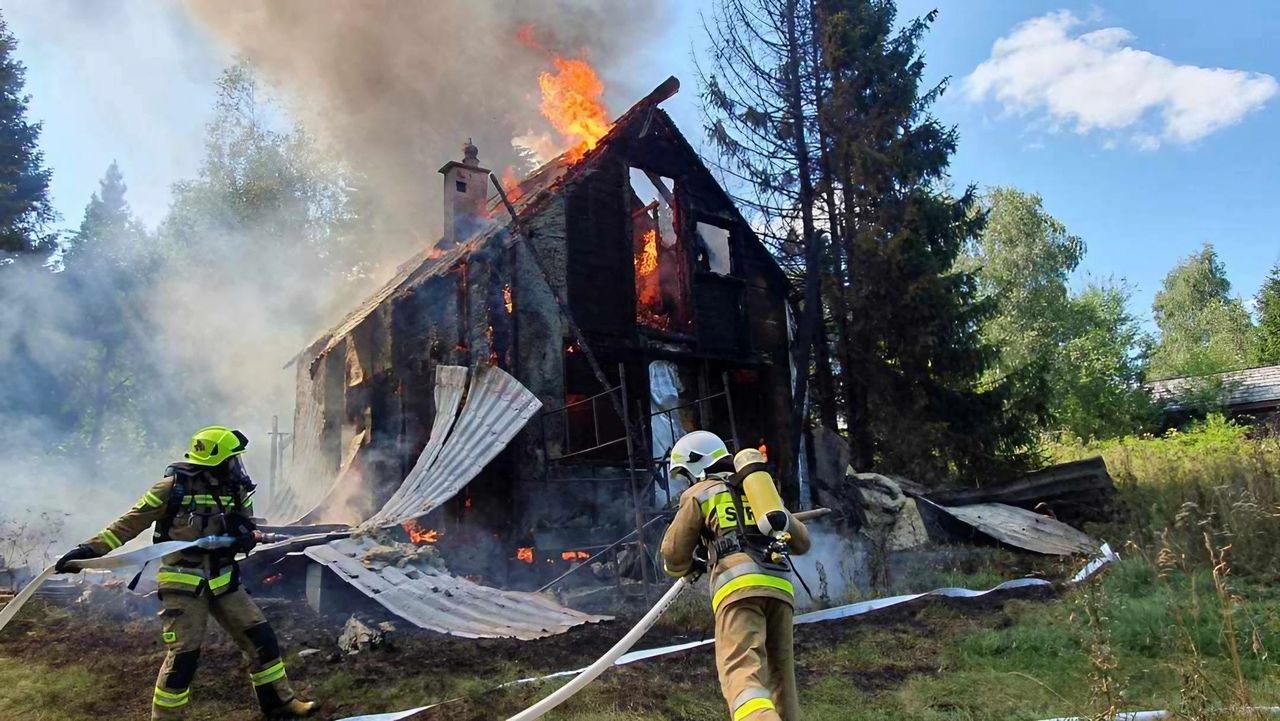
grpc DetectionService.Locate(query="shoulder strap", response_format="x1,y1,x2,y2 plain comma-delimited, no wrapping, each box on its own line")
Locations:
155,464,196,542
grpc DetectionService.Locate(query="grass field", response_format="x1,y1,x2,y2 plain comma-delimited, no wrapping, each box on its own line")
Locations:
2,417,1278,720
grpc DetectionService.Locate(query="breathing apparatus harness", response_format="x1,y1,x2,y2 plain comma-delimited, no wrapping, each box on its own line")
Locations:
127,461,258,591
701,461,815,601
154,461,257,548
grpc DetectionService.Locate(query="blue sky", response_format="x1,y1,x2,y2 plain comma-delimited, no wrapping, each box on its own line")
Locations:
8,1,1278,326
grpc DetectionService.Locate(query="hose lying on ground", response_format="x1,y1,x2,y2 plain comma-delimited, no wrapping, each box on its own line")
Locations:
330,576,695,721
505,575,692,721
0,536,236,634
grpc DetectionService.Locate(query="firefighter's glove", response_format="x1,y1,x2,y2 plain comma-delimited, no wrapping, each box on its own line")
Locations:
689,546,709,580
231,532,259,554
55,544,97,574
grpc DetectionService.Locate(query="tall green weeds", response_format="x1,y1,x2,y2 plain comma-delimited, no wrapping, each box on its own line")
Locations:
1050,415,1280,578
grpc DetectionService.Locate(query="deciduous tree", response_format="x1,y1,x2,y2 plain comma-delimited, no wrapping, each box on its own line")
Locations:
1150,243,1256,379
1256,261,1280,365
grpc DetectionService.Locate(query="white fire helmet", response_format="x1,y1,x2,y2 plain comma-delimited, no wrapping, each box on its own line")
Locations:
669,430,730,481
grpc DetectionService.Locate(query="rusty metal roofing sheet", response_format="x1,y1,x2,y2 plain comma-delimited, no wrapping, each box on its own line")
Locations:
365,364,542,529
305,536,607,639
362,365,469,528
921,499,1098,556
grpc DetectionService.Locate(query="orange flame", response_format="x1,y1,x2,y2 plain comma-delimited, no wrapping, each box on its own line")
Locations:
635,229,670,330
561,550,592,562
517,546,535,564
501,165,525,203
538,57,611,162
403,520,441,544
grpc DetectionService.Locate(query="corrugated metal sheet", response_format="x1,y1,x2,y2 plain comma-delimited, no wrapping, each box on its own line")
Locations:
305,536,607,639
364,364,542,528
362,366,470,528
921,499,1099,556
1148,364,1280,410
926,456,1115,526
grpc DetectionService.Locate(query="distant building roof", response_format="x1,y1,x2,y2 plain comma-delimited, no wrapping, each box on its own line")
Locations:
1147,364,1280,413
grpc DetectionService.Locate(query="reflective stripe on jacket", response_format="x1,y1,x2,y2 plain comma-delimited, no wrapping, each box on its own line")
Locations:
660,475,810,612
83,467,254,596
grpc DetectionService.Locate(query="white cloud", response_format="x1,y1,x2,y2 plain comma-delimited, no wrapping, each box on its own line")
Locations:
964,10,1278,149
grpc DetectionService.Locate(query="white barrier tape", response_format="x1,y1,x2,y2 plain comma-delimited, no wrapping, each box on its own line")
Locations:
332,544,1120,721
1040,708,1280,720
331,707,436,721
0,536,237,634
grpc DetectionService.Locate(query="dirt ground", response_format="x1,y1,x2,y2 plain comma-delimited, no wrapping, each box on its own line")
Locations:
0,582,1057,721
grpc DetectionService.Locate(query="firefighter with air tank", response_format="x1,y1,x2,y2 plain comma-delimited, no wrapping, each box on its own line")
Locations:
660,430,811,721
53,426,317,720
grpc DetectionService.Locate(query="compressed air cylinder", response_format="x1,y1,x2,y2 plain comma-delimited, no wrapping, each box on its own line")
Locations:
733,448,790,535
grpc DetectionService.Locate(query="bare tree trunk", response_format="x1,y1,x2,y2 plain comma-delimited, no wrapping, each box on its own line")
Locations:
838,183,875,471
783,0,822,483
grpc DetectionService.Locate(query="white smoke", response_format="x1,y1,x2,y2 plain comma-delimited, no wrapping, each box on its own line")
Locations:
0,0,670,564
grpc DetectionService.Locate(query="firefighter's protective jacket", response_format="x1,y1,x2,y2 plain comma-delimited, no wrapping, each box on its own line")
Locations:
661,474,810,612
84,463,255,597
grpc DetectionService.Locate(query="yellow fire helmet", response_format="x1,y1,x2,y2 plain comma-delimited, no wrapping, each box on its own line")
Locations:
184,425,249,467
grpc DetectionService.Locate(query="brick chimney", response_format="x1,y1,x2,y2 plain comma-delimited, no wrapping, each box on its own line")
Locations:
437,139,491,249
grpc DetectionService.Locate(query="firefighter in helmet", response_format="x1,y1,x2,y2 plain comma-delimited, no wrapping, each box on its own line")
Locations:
660,431,810,721
54,426,317,719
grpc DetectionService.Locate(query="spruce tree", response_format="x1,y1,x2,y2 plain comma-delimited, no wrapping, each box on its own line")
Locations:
0,11,54,258
702,0,1036,483
63,162,152,468
818,0,1035,481
1257,261,1280,365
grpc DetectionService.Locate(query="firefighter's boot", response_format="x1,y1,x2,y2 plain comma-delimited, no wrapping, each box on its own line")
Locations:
274,698,317,717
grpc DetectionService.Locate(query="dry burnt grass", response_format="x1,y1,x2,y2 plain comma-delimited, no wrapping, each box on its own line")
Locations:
0,583,1057,721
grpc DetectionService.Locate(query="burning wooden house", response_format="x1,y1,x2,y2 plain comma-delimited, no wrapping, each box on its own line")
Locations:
270,78,796,584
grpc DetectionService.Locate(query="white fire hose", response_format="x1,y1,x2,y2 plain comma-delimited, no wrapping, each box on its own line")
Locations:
331,576,695,721
505,574,691,721
0,535,241,634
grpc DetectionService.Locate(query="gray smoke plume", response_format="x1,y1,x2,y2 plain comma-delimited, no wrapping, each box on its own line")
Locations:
0,1,670,564
183,0,669,256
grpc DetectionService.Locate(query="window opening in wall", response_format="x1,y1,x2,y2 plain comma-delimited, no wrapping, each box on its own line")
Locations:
629,168,691,333
695,221,732,275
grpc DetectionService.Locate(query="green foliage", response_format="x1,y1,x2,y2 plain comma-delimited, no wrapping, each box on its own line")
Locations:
0,11,55,259
58,162,163,466
1256,261,1280,364
1050,284,1155,439
968,188,1152,442
1051,415,1280,578
701,0,1034,483
1150,243,1257,380
820,1,1033,483
967,187,1085,370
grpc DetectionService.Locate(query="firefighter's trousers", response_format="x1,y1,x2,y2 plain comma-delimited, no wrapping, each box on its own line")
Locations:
152,587,296,720
714,596,799,721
